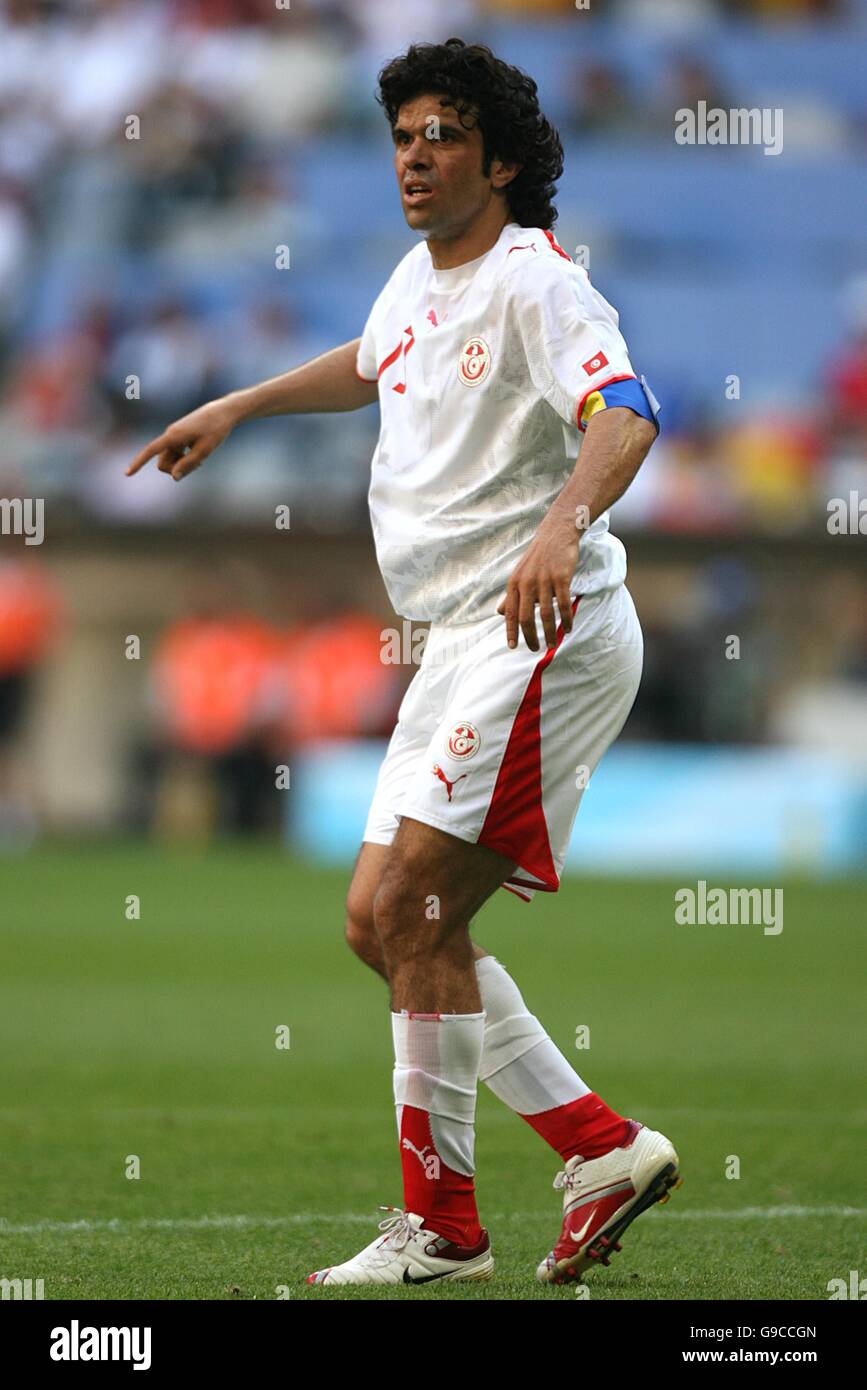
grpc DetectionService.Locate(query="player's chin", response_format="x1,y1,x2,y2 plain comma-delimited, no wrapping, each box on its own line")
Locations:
402,201,438,232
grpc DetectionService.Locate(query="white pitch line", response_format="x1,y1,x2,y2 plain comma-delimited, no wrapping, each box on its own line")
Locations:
0,1206,864,1236
0,1215,370,1235
646,1205,866,1220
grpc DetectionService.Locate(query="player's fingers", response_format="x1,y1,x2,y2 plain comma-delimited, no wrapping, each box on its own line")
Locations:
538,580,557,649
157,447,183,474
554,573,574,634
502,584,519,648
126,435,167,476
170,453,201,481
170,437,216,480
518,583,540,652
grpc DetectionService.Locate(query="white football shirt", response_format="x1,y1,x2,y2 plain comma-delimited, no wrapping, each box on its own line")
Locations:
356,220,638,626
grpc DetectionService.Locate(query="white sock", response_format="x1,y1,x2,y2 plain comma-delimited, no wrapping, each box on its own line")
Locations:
392,1011,485,1175
475,956,590,1115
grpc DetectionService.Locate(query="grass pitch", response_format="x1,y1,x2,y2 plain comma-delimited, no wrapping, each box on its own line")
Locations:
0,842,863,1300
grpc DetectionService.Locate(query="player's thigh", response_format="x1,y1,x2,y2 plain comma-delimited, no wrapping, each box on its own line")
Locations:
374,814,516,939
353,673,438,936
538,585,643,865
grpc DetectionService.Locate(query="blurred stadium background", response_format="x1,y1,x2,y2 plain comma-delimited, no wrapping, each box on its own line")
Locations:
1,0,866,879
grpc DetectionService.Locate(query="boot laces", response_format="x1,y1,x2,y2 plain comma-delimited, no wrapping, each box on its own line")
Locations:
553,1160,585,1192
372,1206,416,1257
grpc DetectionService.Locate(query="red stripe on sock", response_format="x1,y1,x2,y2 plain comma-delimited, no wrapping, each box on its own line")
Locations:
520,1092,631,1162
399,1105,482,1247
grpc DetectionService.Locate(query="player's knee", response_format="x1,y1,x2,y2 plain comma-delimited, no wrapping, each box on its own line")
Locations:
344,910,371,958
372,867,409,940
346,866,391,971
344,898,381,967
373,871,444,957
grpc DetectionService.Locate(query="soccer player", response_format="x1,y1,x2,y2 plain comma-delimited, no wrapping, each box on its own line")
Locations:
127,37,681,1288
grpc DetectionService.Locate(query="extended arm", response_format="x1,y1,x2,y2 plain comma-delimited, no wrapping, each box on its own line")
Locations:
126,338,378,481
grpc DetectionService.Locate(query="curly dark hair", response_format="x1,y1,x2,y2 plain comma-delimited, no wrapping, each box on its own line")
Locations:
376,37,564,230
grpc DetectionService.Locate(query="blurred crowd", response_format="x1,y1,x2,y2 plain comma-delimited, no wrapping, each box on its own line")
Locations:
0,0,865,537
614,291,867,537
0,551,62,843
0,550,407,842
131,593,403,838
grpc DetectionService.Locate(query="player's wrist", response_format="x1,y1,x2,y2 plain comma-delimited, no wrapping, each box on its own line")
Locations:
223,387,258,424
545,498,592,541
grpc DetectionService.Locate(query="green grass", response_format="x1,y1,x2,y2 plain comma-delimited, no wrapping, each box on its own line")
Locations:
0,842,864,1300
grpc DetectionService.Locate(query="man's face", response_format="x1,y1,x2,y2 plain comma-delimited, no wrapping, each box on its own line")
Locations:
392,94,513,239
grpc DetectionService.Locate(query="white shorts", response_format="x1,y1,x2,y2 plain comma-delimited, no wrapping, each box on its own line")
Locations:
362,583,643,902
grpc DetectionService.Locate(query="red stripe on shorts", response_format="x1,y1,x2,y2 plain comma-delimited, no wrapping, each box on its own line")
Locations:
477,597,581,890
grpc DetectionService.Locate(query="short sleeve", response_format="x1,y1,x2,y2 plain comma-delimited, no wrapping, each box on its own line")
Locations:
510,261,638,431
356,302,378,383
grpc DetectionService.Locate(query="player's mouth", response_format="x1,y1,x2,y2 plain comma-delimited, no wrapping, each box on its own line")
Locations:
404,182,435,205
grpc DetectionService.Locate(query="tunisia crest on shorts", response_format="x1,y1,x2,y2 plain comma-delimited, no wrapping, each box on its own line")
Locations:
446,723,480,760
458,337,491,387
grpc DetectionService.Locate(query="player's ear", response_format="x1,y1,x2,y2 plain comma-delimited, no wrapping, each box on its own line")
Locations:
491,159,522,190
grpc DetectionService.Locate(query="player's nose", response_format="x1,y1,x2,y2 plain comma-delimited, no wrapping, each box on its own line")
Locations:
400,136,433,169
